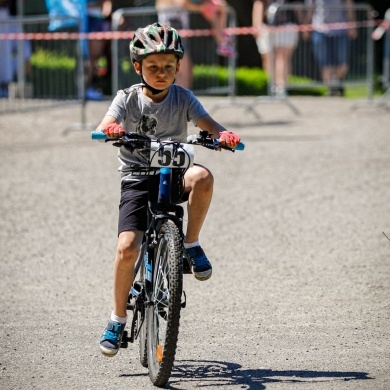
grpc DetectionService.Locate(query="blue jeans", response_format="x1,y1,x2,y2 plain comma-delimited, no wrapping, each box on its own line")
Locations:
312,31,349,68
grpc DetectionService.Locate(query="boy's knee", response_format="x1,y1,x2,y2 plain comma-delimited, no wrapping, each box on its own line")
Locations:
116,235,140,264
195,166,214,184
194,166,214,187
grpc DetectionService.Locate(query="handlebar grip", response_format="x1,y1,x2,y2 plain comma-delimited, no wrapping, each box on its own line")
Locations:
91,131,107,140
234,142,245,151
214,139,245,151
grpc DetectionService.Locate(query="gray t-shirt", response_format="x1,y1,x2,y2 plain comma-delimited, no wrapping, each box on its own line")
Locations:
306,0,348,35
105,83,208,177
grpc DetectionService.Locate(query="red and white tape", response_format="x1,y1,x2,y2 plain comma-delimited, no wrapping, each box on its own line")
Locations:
0,20,381,40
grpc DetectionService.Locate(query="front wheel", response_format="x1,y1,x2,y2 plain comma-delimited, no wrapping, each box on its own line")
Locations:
138,245,148,368
147,220,183,387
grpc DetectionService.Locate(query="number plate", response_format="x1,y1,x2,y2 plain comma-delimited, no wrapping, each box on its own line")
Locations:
149,142,194,168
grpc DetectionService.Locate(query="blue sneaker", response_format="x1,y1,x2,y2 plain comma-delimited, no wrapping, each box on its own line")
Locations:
184,246,212,281
99,319,126,357
85,86,103,101
0,86,8,98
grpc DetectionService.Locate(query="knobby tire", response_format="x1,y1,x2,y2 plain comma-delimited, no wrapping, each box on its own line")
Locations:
138,244,148,368
147,220,183,387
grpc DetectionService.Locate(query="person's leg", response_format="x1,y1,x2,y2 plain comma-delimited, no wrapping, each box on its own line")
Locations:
321,37,333,87
273,46,294,96
320,66,332,84
182,165,214,280
312,31,330,84
261,52,270,74
100,229,143,356
334,33,349,81
183,165,214,244
87,39,105,86
0,9,13,97
100,177,151,356
85,17,107,100
327,33,348,96
257,28,270,72
273,47,284,88
176,55,193,89
113,230,144,317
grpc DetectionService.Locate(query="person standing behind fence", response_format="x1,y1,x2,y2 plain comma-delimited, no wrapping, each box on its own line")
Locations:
252,0,302,97
45,0,113,101
156,0,194,88
85,0,113,100
0,0,12,97
372,8,390,92
8,0,32,98
304,0,357,96
183,0,235,57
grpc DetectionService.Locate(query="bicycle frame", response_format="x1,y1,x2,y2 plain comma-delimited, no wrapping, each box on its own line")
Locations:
143,165,186,293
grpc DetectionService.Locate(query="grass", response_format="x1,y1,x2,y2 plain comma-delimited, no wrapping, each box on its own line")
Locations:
30,48,76,70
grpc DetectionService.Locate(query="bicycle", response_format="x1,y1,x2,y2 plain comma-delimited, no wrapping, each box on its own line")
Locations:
91,129,244,387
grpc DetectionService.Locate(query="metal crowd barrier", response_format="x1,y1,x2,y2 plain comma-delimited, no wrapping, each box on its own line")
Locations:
0,15,83,114
265,3,374,98
111,6,237,96
377,11,390,105
0,4,378,116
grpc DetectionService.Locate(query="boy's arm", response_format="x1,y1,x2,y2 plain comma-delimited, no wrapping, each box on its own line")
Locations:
196,114,240,148
196,114,226,139
96,115,125,138
96,115,118,131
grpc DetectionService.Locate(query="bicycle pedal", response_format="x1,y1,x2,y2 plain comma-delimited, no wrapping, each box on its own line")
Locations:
182,257,192,274
120,342,128,348
121,330,132,344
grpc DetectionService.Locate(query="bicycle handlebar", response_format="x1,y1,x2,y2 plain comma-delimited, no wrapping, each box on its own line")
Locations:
91,131,110,141
91,130,245,152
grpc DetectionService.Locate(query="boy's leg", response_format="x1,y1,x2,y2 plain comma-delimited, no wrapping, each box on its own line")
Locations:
183,165,214,243
183,165,214,280
100,229,143,356
113,230,144,317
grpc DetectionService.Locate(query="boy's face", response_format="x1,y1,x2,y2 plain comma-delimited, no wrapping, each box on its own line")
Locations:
134,53,180,91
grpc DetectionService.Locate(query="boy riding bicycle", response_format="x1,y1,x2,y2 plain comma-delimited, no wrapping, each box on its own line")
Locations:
98,23,240,357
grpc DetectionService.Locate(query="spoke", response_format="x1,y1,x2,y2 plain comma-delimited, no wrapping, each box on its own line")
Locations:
153,234,171,354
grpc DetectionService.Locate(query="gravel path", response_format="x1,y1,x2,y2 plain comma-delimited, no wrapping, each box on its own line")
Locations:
1,96,389,390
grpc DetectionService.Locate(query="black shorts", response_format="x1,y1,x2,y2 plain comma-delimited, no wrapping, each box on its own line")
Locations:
118,170,188,235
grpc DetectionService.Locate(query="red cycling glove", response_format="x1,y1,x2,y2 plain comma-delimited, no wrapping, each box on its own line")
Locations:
103,123,125,138
219,131,240,147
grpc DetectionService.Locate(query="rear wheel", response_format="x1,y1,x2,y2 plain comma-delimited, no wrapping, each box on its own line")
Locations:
147,220,183,387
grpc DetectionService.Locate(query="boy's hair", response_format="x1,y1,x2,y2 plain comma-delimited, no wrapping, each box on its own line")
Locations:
129,23,185,63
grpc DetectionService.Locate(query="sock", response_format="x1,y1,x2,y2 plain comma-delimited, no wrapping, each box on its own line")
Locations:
111,311,127,324
184,240,200,249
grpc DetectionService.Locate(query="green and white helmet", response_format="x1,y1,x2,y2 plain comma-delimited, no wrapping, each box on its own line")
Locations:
129,23,185,62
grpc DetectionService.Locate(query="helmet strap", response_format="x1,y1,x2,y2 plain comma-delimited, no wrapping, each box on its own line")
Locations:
141,76,167,95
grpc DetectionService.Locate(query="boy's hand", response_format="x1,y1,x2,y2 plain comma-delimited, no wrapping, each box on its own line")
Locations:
219,131,240,148
103,123,125,138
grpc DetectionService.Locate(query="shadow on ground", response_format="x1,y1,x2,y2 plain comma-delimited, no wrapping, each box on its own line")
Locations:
169,360,372,389
120,359,372,389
